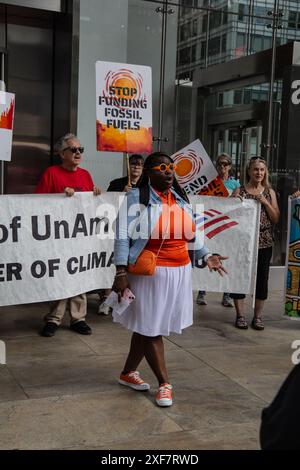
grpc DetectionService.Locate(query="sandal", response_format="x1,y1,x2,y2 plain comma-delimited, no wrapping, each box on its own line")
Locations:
251,317,264,330
235,316,248,329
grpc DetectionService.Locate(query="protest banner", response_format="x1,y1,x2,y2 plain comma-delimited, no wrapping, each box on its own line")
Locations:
0,193,259,306
95,61,152,153
0,91,15,162
285,196,300,319
190,195,259,292
172,139,228,197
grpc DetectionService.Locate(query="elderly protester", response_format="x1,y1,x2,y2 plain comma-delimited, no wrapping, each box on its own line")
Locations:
36,133,101,337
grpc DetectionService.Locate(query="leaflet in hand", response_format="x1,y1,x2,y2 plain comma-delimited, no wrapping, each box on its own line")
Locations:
104,288,135,315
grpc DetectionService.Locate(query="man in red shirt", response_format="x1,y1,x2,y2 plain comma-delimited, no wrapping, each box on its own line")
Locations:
36,133,101,337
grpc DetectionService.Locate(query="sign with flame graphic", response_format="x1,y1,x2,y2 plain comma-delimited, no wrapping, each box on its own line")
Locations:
172,139,228,197
96,61,152,153
0,91,15,162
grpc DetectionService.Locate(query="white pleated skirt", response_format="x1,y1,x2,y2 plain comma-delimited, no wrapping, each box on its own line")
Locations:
112,263,193,337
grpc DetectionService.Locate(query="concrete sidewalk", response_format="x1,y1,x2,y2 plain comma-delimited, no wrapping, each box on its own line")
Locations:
0,290,298,450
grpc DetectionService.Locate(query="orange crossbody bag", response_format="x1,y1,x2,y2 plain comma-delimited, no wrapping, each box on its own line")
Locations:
127,206,170,276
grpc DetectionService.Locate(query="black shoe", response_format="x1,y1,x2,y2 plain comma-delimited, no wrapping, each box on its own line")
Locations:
41,322,58,337
70,321,92,335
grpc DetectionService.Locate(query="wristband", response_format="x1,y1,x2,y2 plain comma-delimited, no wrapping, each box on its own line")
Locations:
115,272,127,278
203,253,213,263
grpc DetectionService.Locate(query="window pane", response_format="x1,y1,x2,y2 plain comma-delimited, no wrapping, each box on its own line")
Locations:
288,11,297,28
208,36,220,56
238,3,245,21
234,90,242,105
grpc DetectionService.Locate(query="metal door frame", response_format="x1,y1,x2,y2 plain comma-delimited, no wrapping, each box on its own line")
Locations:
0,1,79,193
0,48,7,194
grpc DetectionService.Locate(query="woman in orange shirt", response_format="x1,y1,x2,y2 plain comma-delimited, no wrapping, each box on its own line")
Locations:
112,152,227,407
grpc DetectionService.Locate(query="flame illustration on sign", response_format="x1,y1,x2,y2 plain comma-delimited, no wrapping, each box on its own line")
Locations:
103,68,144,104
97,122,152,153
0,99,15,130
173,149,203,185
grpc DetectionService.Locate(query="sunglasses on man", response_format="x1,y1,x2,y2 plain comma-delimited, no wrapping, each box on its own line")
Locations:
63,146,84,154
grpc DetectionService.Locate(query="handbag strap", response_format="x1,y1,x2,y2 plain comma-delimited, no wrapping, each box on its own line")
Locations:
155,193,171,260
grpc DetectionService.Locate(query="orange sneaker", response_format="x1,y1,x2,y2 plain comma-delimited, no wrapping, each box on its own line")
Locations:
156,383,173,407
118,371,150,391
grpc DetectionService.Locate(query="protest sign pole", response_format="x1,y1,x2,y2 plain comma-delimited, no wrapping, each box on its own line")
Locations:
126,152,131,186
251,204,261,309
155,2,174,150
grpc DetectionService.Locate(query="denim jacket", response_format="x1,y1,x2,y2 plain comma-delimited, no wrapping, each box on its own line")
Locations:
114,184,209,266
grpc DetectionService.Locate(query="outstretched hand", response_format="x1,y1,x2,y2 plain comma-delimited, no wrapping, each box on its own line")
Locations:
207,255,228,277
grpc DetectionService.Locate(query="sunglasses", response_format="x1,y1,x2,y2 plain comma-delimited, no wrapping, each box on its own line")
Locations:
63,146,84,154
150,163,177,173
217,161,230,167
250,157,266,162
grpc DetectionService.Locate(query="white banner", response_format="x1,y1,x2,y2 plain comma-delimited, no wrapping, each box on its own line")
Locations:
0,91,15,162
95,61,152,153
190,195,259,293
0,193,259,306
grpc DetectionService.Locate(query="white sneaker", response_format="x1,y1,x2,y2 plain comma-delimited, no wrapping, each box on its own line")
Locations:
222,294,234,307
98,300,111,315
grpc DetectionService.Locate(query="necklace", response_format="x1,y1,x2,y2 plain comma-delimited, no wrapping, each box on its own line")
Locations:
246,184,264,195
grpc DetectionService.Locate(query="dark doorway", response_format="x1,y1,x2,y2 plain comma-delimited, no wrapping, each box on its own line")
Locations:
210,121,263,183
1,6,54,193
0,2,77,194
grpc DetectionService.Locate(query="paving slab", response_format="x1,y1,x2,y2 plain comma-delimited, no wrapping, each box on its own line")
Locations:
0,391,182,450
0,367,27,403
63,423,259,450
0,289,297,450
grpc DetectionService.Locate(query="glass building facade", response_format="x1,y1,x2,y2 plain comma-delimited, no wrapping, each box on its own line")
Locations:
175,0,300,265
1,0,300,268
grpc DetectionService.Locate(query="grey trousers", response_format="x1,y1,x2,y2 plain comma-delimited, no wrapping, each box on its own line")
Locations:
45,294,87,326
